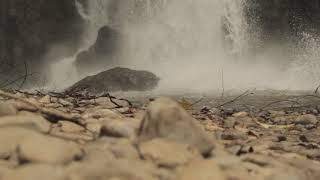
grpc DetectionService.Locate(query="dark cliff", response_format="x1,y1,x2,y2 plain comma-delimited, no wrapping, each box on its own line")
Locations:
0,0,84,81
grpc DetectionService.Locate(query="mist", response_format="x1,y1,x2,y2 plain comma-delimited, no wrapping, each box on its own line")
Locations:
46,0,320,92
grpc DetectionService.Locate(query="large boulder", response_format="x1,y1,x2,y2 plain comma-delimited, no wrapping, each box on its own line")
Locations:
75,26,121,74
0,0,84,76
68,67,160,94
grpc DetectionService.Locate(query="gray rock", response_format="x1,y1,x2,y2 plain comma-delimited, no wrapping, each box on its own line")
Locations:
68,67,160,94
139,138,202,168
75,26,121,73
138,97,215,156
294,114,318,125
83,109,122,119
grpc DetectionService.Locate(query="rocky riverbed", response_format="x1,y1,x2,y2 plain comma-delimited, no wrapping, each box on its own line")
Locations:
0,89,319,180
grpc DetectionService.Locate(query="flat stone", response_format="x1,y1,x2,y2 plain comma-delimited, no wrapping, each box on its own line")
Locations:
0,114,51,133
19,132,83,164
58,121,85,133
139,138,202,168
101,118,141,139
50,128,94,142
176,160,226,180
232,112,249,118
0,127,40,159
86,123,102,137
84,137,140,162
57,99,73,106
83,109,122,119
66,159,158,180
2,164,66,180
138,97,215,156
39,95,51,104
0,101,18,117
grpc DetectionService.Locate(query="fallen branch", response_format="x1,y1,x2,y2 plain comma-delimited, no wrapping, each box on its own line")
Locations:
260,99,301,110
17,61,28,90
215,90,253,108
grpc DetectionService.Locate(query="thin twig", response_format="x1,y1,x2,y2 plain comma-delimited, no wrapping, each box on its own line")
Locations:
314,84,320,94
221,68,225,100
215,90,253,108
17,61,28,90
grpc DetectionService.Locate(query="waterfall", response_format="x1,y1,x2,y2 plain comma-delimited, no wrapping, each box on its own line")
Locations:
48,0,253,91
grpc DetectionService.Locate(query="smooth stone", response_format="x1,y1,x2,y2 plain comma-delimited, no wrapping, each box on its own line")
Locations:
176,160,226,180
0,115,51,133
294,114,318,125
101,118,141,139
19,132,83,164
58,121,85,133
2,164,66,180
139,138,202,168
0,101,18,117
138,97,215,156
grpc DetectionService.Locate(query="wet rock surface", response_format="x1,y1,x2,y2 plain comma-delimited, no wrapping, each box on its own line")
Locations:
75,26,121,73
68,67,160,94
0,90,319,179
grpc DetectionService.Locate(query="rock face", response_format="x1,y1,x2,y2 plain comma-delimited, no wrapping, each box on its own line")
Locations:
68,67,160,94
75,26,121,74
138,97,215,156
245,0,320,42
0,0,84,83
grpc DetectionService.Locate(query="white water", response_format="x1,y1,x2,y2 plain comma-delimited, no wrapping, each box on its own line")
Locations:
47,0,320,92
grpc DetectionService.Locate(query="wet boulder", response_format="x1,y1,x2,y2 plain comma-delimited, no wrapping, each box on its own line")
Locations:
75,26,121,73
68,67,160,94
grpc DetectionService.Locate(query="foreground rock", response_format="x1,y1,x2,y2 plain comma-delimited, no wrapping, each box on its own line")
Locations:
0,127,82,165
68,67,160,94
139,138,202,168
2,164,65,180
1,90,320,180
0,114,51,133
138,97,215,156
19,132,83,165
176,160,226,180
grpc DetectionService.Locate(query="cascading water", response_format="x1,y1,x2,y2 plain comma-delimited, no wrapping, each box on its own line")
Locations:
47,0,320,92
48,0,251,91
